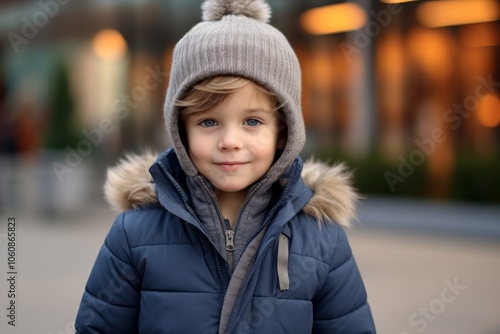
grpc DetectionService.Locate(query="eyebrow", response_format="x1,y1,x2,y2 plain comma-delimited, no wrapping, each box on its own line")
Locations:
246,108,274,114
190,107,274,119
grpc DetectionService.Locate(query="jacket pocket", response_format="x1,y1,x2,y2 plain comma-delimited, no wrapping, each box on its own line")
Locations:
249,296,313,333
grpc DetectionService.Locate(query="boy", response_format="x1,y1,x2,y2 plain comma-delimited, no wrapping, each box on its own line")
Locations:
75,0,376,333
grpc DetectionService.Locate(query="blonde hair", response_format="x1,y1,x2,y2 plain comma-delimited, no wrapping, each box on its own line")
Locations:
175,76,280,117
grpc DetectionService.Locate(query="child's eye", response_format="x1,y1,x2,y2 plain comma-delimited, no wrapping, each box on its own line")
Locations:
199,119,217,127
244,119,262,127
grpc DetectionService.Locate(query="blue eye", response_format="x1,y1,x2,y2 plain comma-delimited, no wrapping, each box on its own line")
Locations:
245,119,262,127
200,119,217,127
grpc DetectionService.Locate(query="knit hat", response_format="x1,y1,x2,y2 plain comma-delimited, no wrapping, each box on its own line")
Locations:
164,0,305,182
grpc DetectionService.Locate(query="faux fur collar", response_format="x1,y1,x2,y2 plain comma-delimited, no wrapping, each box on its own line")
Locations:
104,152,358,227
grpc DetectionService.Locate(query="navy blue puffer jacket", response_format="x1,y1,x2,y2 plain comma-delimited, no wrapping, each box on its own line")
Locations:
75,149,376,333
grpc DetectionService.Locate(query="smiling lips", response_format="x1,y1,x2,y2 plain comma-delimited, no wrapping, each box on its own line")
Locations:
215,161,248,171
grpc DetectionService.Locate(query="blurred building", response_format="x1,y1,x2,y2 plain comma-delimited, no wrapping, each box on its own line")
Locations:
0,0,499,209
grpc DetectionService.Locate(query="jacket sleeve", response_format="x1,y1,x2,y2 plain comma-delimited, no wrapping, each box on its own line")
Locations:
312,225,376,333
75,212,141,334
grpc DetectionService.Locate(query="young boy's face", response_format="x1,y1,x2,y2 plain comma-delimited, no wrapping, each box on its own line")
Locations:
184,82,280,195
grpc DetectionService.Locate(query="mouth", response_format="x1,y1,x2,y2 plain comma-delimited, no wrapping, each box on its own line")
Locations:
214,161,248,171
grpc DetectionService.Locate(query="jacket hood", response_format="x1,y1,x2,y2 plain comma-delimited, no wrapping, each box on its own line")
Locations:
164,0,305,188
104,151,359,227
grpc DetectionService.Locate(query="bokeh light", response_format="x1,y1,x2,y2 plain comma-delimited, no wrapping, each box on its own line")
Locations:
477,94,500,128
300,2,367,35
417,0,500,28
91,29,128,61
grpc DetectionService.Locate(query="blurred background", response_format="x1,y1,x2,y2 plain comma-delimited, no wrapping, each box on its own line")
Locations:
0,0,499,333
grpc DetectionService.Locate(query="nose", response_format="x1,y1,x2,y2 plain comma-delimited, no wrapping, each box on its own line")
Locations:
218,126,243,151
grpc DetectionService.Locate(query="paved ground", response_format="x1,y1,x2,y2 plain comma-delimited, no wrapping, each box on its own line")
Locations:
0,197,499,334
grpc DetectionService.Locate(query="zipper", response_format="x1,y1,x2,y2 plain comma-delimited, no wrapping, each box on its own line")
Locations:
226,178,268,271
198,176,225,224
225,230,235,251
224,219,235,270
233,178,268,228
160,168,229,292
223,236,280,334
198,176,270,273
225,229,235,270
235,177,267,222
198,176,235,271
220,164,298,333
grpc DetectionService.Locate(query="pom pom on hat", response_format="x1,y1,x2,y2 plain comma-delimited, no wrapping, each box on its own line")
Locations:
202,0,271,23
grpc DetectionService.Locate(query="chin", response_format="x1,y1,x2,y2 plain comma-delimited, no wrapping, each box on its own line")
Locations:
213,182,249,194
217,186,246,193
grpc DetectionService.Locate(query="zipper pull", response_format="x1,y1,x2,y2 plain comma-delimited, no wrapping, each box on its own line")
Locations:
225,230,235,252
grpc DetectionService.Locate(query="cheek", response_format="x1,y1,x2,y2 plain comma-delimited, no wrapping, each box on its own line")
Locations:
186,131,209,161
250,129,278,159
253,127,279,148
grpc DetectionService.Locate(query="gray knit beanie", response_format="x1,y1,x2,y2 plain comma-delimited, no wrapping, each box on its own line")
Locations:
164,0,305,182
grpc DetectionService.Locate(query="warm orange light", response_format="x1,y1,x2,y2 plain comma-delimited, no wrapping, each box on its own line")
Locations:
92,29,128,61
417,0,500,28
477,94,500,127
300,3,367,35
379,0,416,3
407,28,455,82
459,23,500,47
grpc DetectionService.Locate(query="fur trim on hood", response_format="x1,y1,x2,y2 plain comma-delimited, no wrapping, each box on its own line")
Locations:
104,152,359,227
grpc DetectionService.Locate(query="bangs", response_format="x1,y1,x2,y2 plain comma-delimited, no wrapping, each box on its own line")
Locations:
175,76,280,118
